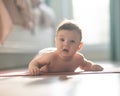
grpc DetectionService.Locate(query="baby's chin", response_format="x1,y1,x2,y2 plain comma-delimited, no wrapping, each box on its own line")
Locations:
59,53,73,59
61,52,70,56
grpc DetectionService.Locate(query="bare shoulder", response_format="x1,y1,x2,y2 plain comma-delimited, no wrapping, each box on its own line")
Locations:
36,47,57,61
38,47,57,54
75,52,84,59
29,48,57,67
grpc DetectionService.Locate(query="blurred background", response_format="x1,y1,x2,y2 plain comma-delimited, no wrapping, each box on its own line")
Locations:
0,0,120,69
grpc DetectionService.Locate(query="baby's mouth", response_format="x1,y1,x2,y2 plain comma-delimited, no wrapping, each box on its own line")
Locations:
63,49,69,52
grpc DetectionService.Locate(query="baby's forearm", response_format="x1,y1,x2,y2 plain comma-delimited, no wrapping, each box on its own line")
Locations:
28,60,41,75
83,64,93,71
80,63,103,71
90,64,104,71
29,60,38,67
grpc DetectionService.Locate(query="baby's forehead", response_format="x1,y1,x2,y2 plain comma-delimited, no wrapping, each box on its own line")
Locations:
56,30,81,40
57,29,80,35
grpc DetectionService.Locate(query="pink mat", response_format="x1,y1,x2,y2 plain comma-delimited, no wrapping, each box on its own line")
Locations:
0,69,120,77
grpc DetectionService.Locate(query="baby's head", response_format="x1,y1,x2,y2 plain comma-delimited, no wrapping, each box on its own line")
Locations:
56,20,82,41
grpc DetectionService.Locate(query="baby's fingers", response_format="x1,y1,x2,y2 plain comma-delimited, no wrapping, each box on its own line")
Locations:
30,67,40,76
40,65,48,72
92,65,104,71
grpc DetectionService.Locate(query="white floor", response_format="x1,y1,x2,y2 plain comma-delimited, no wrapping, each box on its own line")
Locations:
0,62,120,96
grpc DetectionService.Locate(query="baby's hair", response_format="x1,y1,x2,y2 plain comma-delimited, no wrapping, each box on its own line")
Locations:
56,20,82,41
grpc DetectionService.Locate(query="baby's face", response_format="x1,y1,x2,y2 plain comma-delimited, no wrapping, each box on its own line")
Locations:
55,30,81,58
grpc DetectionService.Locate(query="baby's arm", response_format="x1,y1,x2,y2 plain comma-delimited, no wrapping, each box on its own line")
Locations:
28,55,43,75
80,58,103,71
90,64,104,71
28,54,50,75
29,48,56,75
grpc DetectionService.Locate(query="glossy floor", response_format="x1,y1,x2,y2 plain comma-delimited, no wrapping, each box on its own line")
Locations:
0,62,120,96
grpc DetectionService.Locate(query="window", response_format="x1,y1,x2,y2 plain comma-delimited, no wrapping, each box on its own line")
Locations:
72,0,110,61
72,0,110,45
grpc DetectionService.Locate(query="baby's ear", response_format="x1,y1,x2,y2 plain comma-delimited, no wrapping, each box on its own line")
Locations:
78,42,83,51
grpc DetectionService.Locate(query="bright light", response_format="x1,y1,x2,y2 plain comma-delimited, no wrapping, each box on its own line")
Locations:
72,0,110,45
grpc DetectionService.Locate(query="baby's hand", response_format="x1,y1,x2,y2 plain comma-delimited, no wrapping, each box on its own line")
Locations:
91,65,104,71
29,65,40,76
40,65,48,72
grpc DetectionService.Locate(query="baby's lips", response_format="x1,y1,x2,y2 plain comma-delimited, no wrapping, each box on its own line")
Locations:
63,49,69,52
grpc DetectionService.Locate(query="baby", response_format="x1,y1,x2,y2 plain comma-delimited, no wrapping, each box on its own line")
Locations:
28,20,104,75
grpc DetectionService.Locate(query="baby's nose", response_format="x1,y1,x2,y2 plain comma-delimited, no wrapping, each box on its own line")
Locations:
63,41,69,46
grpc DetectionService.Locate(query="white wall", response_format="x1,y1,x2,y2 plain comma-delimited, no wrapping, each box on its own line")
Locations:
0,24,54,69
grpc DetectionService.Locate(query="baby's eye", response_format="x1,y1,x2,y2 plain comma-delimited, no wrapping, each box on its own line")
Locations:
70,40,75,43
60,38,64,42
